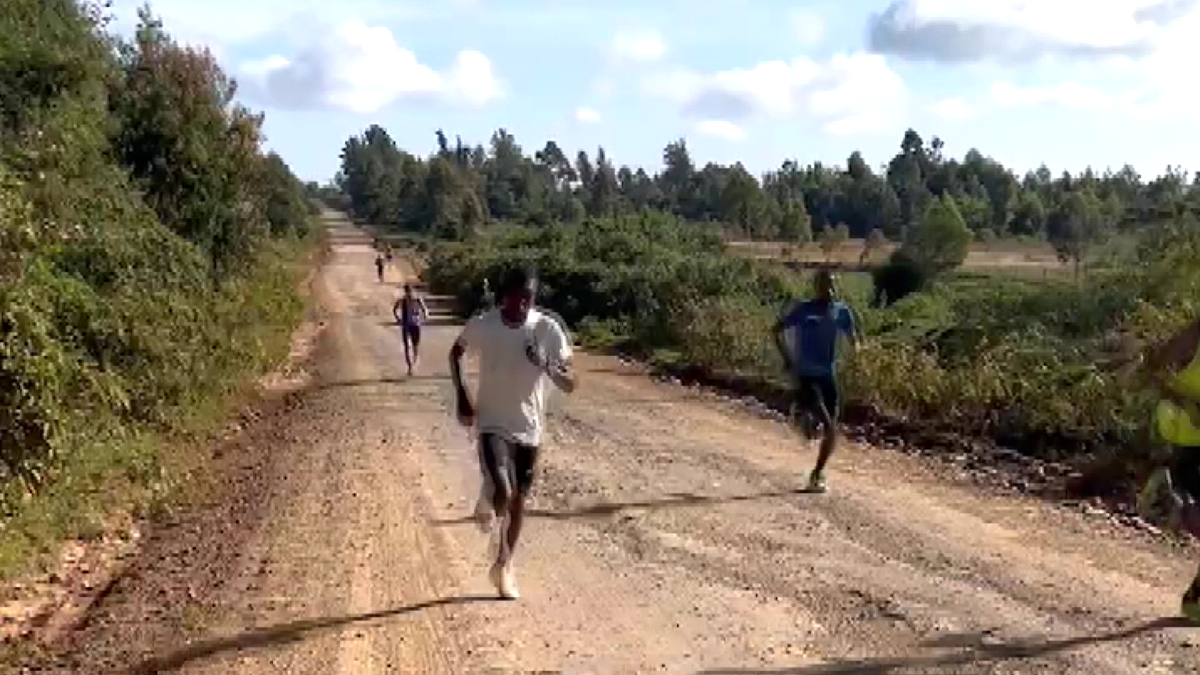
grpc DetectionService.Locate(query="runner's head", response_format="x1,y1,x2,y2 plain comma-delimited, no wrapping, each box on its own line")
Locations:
813,268,835,301
403,283,412,297
498,267,537,323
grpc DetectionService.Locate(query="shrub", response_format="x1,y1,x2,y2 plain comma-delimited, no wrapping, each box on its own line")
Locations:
871,249,929,306
425,206,1200,478
0,0,316,575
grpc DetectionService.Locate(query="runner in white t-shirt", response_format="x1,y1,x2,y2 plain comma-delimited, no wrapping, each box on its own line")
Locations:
450,267,578,599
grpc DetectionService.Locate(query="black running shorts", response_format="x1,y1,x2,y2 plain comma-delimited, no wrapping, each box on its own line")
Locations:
478,432,539,499
402,324,421,348
1172,448,1200,501
794,374,840,422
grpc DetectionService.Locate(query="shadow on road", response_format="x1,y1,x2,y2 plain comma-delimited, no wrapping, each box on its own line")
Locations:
311,376,450,392
696,617,1191,674
582,367,649,377
123,595,497,675
430,488,811,526
376,318,461,328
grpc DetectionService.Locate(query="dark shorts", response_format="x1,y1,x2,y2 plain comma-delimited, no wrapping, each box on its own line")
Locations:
401,324,421,347
1158,447,1200,539
794,374,840,421
1171,448,1200,501
479,433,539,499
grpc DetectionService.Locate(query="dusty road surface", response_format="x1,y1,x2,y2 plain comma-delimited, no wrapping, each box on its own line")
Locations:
20,212,1200,675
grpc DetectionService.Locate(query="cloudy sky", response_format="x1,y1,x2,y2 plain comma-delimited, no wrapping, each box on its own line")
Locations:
107,0,1200,183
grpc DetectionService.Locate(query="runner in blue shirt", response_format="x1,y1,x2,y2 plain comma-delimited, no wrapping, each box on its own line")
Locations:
773,268,859,493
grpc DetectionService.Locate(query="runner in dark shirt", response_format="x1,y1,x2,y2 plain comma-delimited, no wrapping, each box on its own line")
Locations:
393,284,429,376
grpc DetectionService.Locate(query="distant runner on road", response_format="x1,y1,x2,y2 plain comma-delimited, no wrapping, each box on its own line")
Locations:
1130,317,1200,622
393,284,428,376
375,253,385,283
450,267,578,600
772,268,858,494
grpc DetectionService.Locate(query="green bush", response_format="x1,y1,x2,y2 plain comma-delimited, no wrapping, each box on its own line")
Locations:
0,0,317,575
426,207,1200,473
871,249,928,306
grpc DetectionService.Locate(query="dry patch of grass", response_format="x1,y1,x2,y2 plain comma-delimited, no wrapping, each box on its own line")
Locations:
726,239,1067,277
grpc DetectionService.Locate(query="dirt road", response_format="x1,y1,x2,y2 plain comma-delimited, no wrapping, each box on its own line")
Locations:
23,213,1200,674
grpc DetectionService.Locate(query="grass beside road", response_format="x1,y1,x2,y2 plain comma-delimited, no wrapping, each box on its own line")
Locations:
0,231,324,581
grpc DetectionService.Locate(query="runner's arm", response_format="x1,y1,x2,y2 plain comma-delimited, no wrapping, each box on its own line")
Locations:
840,305,860,351
392,298,403,324
450,317,483,424
450,341,472,419
542,318,578,394
418,296,430,321
772,306,800,372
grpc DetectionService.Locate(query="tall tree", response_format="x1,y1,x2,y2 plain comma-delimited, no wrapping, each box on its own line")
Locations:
902,194,971,276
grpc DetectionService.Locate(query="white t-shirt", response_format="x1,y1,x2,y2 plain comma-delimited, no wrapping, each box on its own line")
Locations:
456,307,572,446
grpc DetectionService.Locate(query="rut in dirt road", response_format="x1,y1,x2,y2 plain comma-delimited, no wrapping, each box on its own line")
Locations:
17,212,1200,675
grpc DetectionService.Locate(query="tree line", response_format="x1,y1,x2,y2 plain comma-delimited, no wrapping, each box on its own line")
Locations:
333,124,1200,269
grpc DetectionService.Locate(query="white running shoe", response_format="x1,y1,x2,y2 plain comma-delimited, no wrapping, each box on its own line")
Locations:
496,560,519,600
806,471,827,494
488,559,519,599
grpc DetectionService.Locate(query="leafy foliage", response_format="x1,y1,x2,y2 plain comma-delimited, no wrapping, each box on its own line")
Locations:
428,210,1199,474
337,124,1199,312
329,71,1200,502
900,194,972,278
0,0,314,564
365,118,1200,484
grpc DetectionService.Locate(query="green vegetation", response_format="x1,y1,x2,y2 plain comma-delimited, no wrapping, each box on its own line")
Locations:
332,120,1200,500
334,126,1197,255
0,1,316,575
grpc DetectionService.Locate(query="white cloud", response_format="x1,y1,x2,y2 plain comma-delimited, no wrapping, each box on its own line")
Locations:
984,75,1200,121
990,81,1115,109
591,77,615,98
903,2,1197,122
444,50,503,106
645,53,906,135
865,0,1200,122
1120,4,1200,118
787,9,827,46
610,28,668,63
108,0,433,51
695,120,745,141
868,0,1200,64
929,97,975,120
639,67,704,101
575,106,601,123
238,20,501,113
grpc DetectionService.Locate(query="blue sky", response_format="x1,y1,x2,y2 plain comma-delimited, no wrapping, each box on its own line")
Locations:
108,0,1200,183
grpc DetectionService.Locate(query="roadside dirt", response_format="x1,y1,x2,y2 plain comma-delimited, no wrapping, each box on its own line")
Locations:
11,213,1200,674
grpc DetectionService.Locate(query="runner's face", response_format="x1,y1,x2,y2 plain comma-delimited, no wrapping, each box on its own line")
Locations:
501,281,536,321
814,274,834,299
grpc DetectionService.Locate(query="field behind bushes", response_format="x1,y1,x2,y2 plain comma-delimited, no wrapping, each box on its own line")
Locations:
425,211,1200,502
